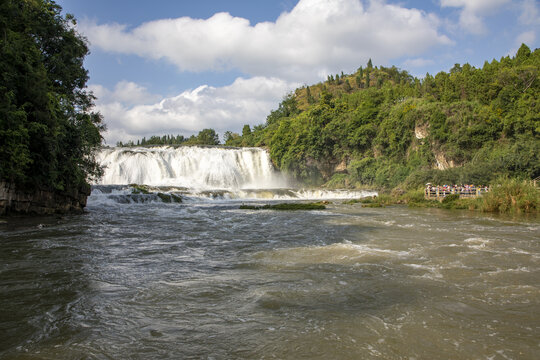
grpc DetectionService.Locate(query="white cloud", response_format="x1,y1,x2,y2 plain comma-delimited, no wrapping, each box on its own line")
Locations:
441,0,510,34
89,81,161,106
93,77,297,145
80,0,451,83
402,57,434,68
516,30,536,45
508,31,537,55
519,0,540,25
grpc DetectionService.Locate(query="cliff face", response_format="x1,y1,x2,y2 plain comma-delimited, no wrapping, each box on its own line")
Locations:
0,182,90,216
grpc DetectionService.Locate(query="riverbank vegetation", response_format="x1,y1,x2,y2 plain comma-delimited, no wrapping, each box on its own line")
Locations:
0,0,103,194
224,46,539,195
222,46,539,213
348,178,538,214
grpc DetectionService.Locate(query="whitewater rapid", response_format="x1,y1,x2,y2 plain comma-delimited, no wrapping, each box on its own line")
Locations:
95,146,285,189
93,146,377,201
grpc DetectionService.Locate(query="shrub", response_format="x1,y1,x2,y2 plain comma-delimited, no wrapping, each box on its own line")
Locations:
480,178,539,213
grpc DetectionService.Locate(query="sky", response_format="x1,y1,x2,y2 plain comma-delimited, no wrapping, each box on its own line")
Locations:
56,0,540,145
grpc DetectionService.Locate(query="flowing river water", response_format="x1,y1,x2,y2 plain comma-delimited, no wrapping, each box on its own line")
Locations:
1,191,538,359
1,147,539,359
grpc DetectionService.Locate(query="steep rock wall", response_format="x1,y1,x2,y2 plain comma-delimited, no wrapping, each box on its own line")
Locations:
0,182,90,216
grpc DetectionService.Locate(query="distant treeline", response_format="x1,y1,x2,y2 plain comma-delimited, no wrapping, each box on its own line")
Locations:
116,129,219,147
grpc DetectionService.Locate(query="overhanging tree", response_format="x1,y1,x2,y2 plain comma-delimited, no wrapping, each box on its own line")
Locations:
0,0,104,191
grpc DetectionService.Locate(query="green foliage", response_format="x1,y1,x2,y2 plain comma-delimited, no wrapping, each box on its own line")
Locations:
121,129,222,147
324,173,350,188
117,134,186,147
225,46,540,191
441,193,460,204
184,128,220,146
479,177,538,213
0,0,104,191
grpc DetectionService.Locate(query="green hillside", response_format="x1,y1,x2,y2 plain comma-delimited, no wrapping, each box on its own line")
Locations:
225,45,540,189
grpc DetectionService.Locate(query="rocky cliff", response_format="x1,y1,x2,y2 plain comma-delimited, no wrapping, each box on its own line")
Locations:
0,182,90,216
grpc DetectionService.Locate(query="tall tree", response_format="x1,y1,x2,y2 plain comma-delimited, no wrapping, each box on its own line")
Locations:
0,0,104,191
196,129,220,145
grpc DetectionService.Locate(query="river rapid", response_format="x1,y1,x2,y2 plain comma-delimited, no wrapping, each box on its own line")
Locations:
1,190,538,359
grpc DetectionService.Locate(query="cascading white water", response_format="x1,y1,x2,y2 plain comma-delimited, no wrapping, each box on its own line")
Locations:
92,146,377,201
95,146,286,189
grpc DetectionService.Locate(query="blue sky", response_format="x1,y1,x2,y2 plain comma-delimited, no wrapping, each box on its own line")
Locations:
56,0,539,145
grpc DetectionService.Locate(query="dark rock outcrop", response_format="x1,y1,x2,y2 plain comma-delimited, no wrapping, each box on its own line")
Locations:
0,181,90,216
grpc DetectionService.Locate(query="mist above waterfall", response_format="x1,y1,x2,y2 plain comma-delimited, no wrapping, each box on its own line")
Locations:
95,146,287,189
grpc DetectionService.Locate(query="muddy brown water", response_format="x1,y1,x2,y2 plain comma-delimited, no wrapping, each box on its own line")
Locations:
1,190,538,359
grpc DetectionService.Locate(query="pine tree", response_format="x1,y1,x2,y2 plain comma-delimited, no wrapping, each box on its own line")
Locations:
344,79,352,92
355,75,362,88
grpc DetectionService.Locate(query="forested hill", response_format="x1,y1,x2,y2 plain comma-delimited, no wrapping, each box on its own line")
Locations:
225,45,540,189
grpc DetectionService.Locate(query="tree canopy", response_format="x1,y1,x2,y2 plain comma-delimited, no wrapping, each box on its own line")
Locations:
0,0,104,191
117,129,220,147
225,44,540,188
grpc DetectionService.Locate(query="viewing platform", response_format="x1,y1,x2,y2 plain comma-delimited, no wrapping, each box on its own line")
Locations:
424,184,489,200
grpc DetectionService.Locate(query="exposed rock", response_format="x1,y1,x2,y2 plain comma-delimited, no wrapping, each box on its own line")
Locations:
434,153,455,170
0,181,90,216
334,160,348,173
415,123,429,139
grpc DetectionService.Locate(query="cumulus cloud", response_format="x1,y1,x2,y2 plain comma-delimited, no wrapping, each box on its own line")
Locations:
516,30,536,45
508,30,537,55
441,0,510,34
93,77,297,145
80,0,450,83
402,57,434,68
519,0,540,25
89,81,161,106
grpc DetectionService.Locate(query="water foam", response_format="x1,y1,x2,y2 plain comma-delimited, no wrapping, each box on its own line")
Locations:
96,146,286,189
92,146,377,201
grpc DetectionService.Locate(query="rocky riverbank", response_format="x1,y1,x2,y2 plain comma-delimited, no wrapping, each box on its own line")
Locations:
0,182,90,216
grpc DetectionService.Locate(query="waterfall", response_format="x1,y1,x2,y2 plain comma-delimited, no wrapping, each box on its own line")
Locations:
95,146,286,189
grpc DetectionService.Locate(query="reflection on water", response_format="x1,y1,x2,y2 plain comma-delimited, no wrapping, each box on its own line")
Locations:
1,192,538,359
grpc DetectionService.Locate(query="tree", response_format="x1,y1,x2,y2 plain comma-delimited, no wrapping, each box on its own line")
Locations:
355,75,362,88
242,124,252,137
0,0,104,191
367,58,373,69
365,69,370,88
306,86,315,104
515,43,531,64
344,79,352,92
196,128,220,145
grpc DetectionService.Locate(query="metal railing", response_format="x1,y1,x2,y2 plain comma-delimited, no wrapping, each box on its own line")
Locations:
424,186,489,200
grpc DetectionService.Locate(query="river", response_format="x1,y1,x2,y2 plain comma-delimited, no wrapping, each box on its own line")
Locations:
1,190,538,359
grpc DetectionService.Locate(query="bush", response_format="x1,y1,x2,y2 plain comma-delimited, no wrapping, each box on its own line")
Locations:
442,193,460,203
480,178,539,213
324,173,351,188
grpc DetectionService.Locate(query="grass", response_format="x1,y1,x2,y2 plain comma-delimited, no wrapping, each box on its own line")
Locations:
355,178,539,214
478,178,538,214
